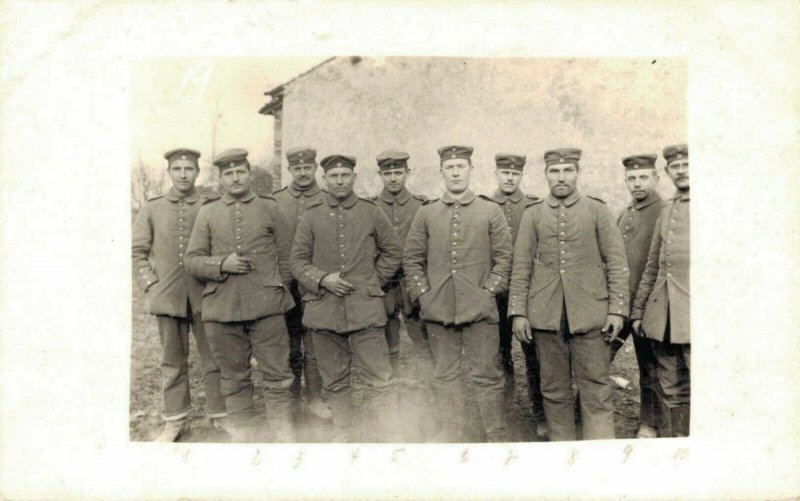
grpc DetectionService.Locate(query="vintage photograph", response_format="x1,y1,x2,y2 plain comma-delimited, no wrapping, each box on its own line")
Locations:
130,56,688,444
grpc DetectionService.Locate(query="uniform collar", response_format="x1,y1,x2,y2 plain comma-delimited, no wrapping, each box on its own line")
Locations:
165,188,200,203
628,190,663,210
546,189,581,207
222,189,256,205
379,187,411,205
491,188,523,204
327,190,359,208
441,189,477,205
672,189,690,202
288,182,322,198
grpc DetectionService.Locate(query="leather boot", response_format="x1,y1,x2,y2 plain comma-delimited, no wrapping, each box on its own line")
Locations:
326,390,354,443
266,398,295,443
154,419,187,442
670,407,690,437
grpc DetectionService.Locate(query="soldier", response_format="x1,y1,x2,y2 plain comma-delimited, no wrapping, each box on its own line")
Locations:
370,150,432,375
132,147,226,442
403,145,513,442
491,153,546,439
271,146,331,420
290,154,403,442
509,148,629,441
185,148,296,443
611,154,667,439
632,144,690,437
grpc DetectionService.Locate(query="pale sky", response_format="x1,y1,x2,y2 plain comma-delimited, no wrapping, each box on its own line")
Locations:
130,57,329,181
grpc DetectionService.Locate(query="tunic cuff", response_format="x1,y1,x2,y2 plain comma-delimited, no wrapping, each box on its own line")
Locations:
136,266,159,292
299,268,327,294
406,273,430,302
631,307,645,321
482,273,506,295
506,292,527,318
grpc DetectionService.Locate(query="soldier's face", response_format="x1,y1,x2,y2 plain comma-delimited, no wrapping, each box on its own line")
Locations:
324,167,356,199
380,167,408,194
288,163,317,188
666,160,689,190
168,159,199,195
220,164,251,197
440,159,472,194
495,168,522,195
625,169,659,201
545,163,578,199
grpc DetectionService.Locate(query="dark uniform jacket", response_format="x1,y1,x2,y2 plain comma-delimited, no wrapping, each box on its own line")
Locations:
617,191,667,304
372,187,427,316
491,189,541,244
508,190,630,333
403,189,513,326
184,190,295,323
132,188,215,317
632,191,690,344
290,191,403,333
271,182,327,234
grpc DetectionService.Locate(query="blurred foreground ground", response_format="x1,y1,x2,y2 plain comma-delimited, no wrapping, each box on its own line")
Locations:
130,282,642,443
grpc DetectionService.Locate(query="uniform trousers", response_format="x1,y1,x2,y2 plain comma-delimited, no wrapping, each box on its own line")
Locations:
496,292,545,422
312,325,400,442
650,316,691,437
384,288,433,374
611,320,662,429
156,308,225,421
534,306,615,441
427,320,506,441
204,315,294,427
286,282,323,399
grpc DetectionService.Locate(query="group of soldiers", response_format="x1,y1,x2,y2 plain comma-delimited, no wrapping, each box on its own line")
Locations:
132,141,690,443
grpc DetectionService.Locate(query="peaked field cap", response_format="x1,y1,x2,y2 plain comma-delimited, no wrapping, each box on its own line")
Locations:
437,145,473,162
663,144,688,163
376,150,410,170
544,148,582,166
622,154,658,170
320,154,357,172
286,146,317,166
164,148,201,164
213,148,249,169
495,153,527,170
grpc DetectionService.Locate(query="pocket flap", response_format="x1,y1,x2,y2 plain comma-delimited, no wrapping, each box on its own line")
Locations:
365,285,386,298
202,282,217,296
260,274,285,288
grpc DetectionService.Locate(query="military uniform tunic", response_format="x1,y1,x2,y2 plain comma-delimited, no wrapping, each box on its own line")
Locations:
491,189,541,243
184,190,295,322
508,190,630,332
271,182,327,234
633,191,690,343
618,191,667,300
133,189,214,317
290,191,403,334
403,189,514,326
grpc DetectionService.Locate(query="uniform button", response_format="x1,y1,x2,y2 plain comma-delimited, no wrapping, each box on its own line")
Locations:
672,219,676,223
560,269,565,273
330,212,335,216
560,222,565,226
625,226,629,230
421,288,426,293
340,224,344,228
667,240,672,244
559,232,565,236
179,218,184,222
667,273,672,277
560,250,565,254
667,262,672,267
452,251,457,255
561,259,565,263
178,262,182,266
452,270,456,274
179,236,183,239
339,234,344,238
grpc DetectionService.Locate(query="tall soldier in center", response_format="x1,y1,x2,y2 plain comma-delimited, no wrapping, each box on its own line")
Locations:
271,147,331,420
370,150,433,375
185,148,296,443
290,154,403,442
404,145,513,442
509,148,629,441
490,153,547,439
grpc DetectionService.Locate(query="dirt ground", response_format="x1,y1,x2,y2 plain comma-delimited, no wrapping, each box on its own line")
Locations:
130,282,643,443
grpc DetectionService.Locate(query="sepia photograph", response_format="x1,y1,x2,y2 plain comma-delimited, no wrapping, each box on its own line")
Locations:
130,56,688,444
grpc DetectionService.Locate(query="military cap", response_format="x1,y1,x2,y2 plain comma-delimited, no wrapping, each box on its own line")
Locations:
544,148,582,167
286,146,317,167
320,154,357,172
437,145,473,163
663,144,688,164
164,147,201,165
622,154,657,171
495,153,526,171
213,148,249,171
376,150,410,171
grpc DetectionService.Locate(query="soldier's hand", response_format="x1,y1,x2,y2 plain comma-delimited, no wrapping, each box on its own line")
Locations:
221,252,254,274
321,272,355,297
511,316,533,343
632,320,643,337
602,315,625,344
